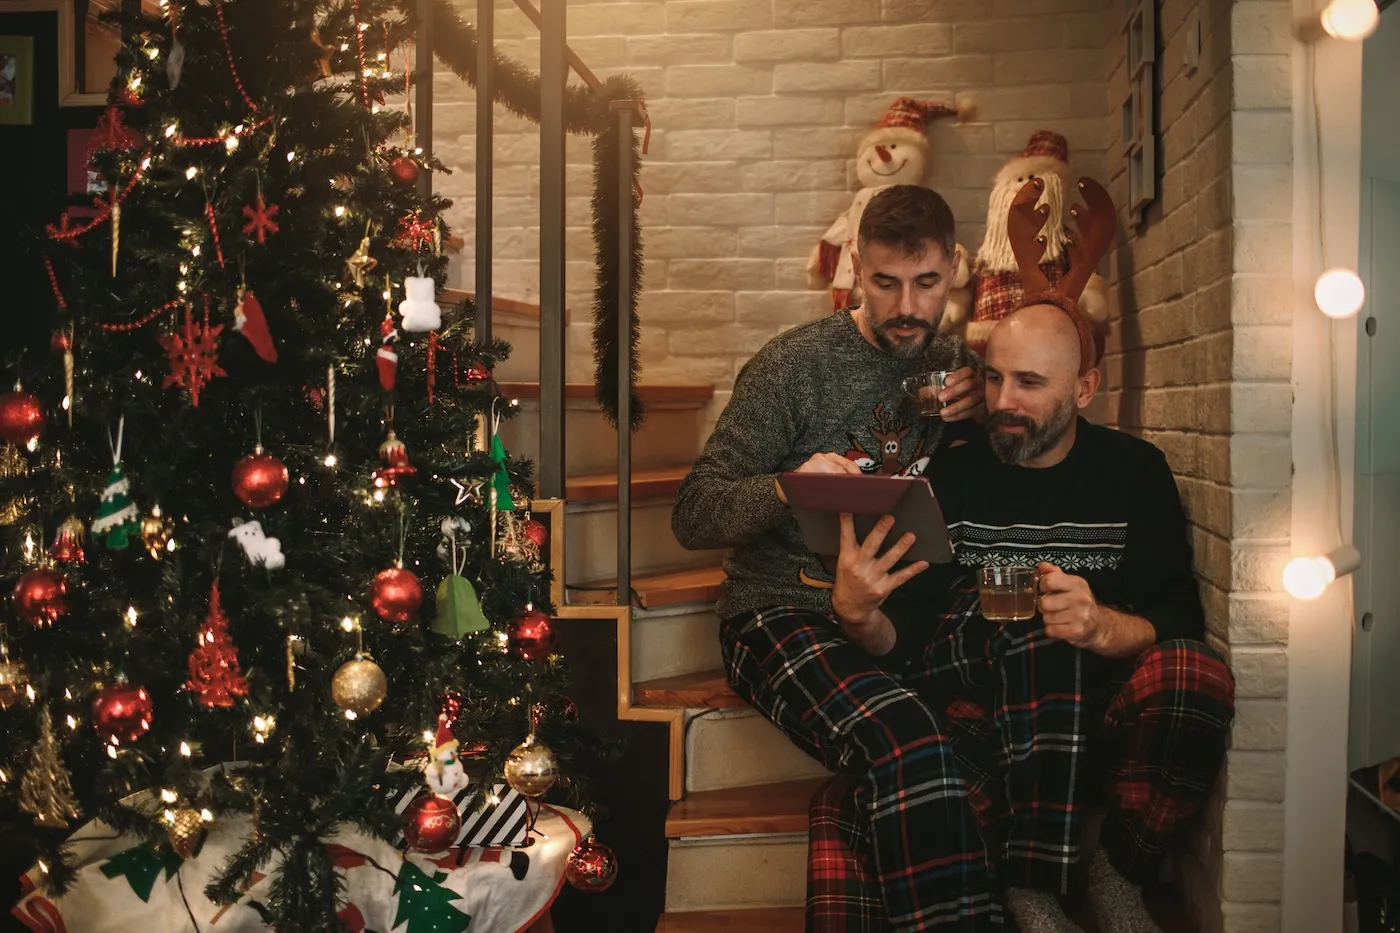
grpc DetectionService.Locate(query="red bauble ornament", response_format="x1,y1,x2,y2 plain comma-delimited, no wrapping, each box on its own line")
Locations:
371,566,423,623
50,331,72,352
231,447,289,508
510,609,554,661
389,156,421,185
92,683,153,745
403,793,461,853
565,837,619,893
463,362,490,385
0,391,43,447
11,568,67,626
521,519,548,550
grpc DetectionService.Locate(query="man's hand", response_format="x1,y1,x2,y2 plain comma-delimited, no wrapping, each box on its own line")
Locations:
938,366,985,423
775,452,863,504
1036,562,1156,659
831,515,928,654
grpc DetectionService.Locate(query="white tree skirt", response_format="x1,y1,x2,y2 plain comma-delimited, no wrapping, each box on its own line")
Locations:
12,803,590,933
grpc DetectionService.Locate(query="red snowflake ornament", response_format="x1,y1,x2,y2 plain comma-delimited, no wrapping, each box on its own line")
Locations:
241,194,280,244
160,301,227,407
393,210,436,252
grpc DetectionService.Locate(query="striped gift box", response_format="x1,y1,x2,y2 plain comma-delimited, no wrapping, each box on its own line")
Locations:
391,782,530,848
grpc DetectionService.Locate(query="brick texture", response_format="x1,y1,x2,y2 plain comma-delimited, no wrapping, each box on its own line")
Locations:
1102,2,1293,929
435,0,1109,391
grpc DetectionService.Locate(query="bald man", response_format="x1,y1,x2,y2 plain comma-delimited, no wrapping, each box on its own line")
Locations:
827,304,1236,933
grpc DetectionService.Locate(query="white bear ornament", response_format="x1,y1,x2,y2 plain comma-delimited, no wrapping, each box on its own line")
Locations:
398,275,441,332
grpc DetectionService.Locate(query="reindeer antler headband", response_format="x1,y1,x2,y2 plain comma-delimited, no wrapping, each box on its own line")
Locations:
1007,176,1117,375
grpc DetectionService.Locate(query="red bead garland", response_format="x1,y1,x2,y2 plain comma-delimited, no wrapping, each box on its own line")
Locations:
212,0,256,111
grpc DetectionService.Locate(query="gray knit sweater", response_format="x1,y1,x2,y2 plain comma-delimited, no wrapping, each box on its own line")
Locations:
672,310,978,622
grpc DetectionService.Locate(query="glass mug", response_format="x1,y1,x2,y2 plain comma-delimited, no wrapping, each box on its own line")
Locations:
902,371,954,417
977,565,1040,622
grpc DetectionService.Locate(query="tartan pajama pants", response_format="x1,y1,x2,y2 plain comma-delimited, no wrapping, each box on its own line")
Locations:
720,595,1235,933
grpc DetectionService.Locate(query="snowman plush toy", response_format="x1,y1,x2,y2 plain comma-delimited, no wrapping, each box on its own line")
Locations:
424,714,469,797
808,97,969,311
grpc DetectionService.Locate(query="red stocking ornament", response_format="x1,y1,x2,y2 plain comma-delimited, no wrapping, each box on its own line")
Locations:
234,288,277,362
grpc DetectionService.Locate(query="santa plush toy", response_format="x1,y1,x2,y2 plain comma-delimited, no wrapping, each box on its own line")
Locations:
424,715,469,797
808,97,969,311
941,130,1110,354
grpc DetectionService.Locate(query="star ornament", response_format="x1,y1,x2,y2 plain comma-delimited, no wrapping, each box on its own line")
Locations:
345,236,377,287
393,210,437,252
241,194,280,245
160,303,227,407
449,478,484,506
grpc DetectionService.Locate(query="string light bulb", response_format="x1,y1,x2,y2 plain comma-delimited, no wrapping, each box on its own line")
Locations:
1297,0,1380,41
185,166,199,180
1314,268,1366,318
1283,546,1363,599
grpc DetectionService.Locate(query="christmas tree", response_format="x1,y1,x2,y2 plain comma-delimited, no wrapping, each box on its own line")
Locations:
0,0,611,927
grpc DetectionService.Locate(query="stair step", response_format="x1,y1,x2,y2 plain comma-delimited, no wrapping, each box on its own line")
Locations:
665,833,807,911
667,778,828,838
497,382,713,404
636,670,743,710
687,709,831,792
566,465,691,503
569,565,726,609
563,500,721,584
656,907,805,933
438,289,570,323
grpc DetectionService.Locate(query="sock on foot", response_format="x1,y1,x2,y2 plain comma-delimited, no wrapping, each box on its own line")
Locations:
1086,849,1163,933
1004,887,1084,933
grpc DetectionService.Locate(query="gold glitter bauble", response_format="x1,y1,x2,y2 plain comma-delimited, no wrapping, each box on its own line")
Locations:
331,657,387,715
503,737,559,798
0,659,29,708
0,444,28,526
167,807,205,859
140,508,175,559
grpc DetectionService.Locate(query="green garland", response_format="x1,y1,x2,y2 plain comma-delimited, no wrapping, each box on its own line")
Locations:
428,0,646,430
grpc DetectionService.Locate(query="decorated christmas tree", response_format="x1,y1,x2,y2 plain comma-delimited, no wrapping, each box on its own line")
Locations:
0,0,619,927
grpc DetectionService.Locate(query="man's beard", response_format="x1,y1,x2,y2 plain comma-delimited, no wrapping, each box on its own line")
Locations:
987,394,1076,464
872,315,933,360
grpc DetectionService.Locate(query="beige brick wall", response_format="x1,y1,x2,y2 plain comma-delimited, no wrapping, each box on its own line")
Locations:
1101,3,1293,931
433,0,1111,423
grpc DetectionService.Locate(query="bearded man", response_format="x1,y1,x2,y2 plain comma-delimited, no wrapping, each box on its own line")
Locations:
673,184,1000,932
819,179,1235,933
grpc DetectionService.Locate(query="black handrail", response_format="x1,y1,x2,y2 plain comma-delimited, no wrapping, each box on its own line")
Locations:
537,0,566,500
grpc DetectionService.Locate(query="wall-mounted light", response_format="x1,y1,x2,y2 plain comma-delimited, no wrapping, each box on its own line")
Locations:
1283,545,1363,599
1297,0,1380,42
1314,267,1367,318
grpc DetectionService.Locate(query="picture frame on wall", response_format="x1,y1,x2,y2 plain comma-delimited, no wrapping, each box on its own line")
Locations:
0,34,35,125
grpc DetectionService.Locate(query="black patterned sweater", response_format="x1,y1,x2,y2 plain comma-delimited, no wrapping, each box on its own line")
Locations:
888,417,1205,646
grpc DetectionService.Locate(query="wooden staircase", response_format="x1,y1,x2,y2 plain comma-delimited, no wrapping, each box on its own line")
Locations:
478,293,820,929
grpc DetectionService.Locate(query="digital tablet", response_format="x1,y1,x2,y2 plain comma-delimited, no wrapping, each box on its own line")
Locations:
777,472,954,565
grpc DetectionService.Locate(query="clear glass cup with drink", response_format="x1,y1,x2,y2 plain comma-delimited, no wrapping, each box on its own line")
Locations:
901,371,954,418
977,565,1039,622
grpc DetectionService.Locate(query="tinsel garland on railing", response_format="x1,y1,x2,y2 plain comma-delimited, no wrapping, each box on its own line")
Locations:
427,0,646,430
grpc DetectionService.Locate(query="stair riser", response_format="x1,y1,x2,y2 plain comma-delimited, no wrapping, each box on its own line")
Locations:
664,835,807,912
564,500,723,584
632,606,722,683
489,316,544,383
686,709,831,793
499,402,705,475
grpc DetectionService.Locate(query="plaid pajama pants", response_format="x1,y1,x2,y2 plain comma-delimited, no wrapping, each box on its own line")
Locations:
721,590,1235,933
